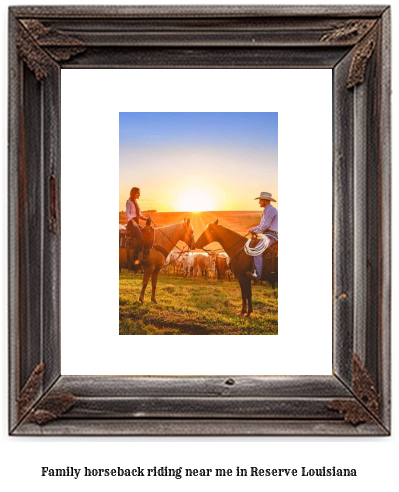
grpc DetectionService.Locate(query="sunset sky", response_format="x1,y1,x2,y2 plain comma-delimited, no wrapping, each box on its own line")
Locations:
119,112,278,212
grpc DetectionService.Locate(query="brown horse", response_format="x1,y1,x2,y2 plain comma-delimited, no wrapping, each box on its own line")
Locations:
138,219,195,303
196,220,255,317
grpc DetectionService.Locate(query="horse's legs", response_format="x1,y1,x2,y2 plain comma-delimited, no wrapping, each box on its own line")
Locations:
237,277,247,316
245,277,253,317
151,268,161,303
139,266,154,303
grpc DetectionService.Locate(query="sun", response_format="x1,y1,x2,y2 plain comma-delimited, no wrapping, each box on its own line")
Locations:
178,189,215,212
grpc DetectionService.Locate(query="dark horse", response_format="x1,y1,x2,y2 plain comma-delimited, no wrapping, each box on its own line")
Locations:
196,220,255,317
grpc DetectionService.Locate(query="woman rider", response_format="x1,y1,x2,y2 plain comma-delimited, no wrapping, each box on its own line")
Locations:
126,187,149,261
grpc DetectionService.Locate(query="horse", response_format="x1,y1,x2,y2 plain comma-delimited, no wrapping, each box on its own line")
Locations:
123,219,196,304
195,220,255,317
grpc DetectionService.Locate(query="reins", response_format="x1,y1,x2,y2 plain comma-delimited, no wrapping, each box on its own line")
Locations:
149,218,193,272
229,245,246,266
150,218,192,253
156,249,187,272
201,232,250,263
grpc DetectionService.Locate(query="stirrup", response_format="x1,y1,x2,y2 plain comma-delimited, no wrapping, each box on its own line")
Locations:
246,271,259,282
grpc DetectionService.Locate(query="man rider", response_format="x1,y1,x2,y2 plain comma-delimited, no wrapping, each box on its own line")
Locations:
246,191,278,281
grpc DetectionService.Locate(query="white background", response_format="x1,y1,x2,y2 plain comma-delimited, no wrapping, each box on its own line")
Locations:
1,1,397,492
61,68,332,376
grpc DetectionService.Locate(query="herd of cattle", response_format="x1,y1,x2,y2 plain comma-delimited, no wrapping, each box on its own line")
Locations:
163,250,234,281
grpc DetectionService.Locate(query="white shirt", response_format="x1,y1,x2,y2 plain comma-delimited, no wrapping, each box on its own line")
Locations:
251,203,278,233
126,199,144,223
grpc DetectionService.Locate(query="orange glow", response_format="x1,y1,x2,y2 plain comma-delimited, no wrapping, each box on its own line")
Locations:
177,189,216,212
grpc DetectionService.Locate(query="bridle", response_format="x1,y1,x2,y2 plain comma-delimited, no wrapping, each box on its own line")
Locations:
150,218,195,252
181,222,196,250
149,218,195,273
198,227,216,253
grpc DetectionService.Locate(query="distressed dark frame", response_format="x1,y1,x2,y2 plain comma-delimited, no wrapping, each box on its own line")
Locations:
8,5,391,436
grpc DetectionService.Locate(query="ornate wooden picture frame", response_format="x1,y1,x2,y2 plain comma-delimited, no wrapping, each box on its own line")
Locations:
9,5,391,435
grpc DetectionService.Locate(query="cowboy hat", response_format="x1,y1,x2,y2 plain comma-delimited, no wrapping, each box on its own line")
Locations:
254,191,276,202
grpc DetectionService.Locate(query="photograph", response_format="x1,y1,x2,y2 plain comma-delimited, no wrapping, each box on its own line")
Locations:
119,112,278,335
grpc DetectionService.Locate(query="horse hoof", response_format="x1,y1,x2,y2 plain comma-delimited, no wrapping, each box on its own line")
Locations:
238,312,246,317
151,299,158,304
138,298,144,304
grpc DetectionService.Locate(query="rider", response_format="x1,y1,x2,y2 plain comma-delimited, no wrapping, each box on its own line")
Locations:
126,187,150,262
246,191,278,281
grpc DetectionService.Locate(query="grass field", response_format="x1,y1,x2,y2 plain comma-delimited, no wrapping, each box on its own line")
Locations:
119,272,278,335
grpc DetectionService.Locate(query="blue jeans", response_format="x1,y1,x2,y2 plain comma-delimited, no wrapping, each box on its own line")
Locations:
126,220,143,251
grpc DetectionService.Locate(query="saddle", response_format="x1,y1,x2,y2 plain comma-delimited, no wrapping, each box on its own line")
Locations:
261,242,278,288
120,221,169,260
119,234,141,272
247,237,278,259
119,230,139,249
247,237,278,288
262,241,278,259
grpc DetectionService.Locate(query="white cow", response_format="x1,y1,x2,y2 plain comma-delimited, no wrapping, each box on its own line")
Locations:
168,250,188,275
163,250,179,275
175,252,187,275
182,252,195,277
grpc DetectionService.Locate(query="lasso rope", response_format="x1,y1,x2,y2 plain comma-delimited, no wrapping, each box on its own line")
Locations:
244,234,271,256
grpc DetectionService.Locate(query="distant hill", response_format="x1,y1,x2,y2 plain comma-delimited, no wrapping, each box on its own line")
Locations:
119,210,156,214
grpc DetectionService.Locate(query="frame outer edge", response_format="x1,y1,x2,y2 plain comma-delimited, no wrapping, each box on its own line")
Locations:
9,5,390,18
8,5,391,436
351,18,390,430
13,418,386,437
8,9,20,432
379,7,391,431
